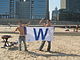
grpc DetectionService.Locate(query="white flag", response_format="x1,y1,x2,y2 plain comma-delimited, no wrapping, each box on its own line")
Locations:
25,27,54,42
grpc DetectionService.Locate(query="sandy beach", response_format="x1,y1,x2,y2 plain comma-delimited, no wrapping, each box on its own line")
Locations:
0,26,80,60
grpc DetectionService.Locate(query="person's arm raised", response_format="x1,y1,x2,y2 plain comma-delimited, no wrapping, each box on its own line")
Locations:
26,21,31,26
14,27,18,32
39,19,43,25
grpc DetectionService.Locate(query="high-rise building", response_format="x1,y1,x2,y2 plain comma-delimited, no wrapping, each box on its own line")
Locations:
0,0,15,18
0,0,49,19
60,0,66,9
59,0,80,22
32,0,49,19
61,0,80,11
0,0,10,18
15,0,31,19
16,0,49,19
52,7,59,21
10,0,15,18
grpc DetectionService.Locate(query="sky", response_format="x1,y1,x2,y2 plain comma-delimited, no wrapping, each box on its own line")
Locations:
49,0,60,19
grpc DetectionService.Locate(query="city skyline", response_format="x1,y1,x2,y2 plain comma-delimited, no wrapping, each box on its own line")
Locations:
0,0,60,19
49,0,60,19
16,0,49,19
18,0,61,19
0,0,49,19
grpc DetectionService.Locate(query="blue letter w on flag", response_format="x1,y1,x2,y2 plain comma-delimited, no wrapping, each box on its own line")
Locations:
33,28,48,40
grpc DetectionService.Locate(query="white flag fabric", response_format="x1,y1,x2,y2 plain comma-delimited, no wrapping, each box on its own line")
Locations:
25,27,54,42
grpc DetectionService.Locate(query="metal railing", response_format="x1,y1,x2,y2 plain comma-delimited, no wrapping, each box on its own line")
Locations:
0,18,80,25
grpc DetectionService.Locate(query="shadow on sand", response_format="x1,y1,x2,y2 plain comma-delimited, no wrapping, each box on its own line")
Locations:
8,47,80,57
8,46,18,51
25,51,80,57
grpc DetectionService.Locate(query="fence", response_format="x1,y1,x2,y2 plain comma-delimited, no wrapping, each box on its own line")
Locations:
0,18,80,25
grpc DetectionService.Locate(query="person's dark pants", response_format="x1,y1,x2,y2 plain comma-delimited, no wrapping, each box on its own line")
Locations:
39,41,51,51
18,36,27,51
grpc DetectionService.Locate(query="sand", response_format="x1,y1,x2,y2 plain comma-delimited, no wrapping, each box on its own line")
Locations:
0,26,80,60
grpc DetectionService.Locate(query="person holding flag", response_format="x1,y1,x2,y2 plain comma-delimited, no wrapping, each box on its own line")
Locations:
14,21,30,51
39,19,52,52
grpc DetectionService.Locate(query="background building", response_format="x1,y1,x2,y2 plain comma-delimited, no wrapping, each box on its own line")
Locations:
59,9,80,21
15,0,31,19
0,0,15,18
61,0,80,11
0,0,10,18
10,0,15,18
32,0,49,19
59,0,80,22
0,0,49,24
15,0,49,19
52,7,59,21
0,0,49,20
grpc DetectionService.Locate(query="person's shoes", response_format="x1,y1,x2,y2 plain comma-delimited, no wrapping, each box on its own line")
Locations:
39,49,43,51
1,46,5,48
46,50,51,52
25,49,28,51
